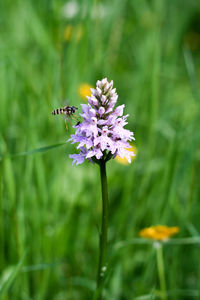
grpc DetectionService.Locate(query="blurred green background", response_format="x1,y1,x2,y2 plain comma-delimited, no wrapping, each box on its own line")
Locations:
0,0,200,299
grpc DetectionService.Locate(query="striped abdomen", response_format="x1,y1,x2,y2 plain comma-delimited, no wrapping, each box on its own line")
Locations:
52,108,65,115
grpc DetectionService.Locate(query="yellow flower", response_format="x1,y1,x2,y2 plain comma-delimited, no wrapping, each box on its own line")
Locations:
139,225,179,241
78,83,93,100
64,25,73,42
74,25,83,42
64,24,83,43
115,145,137,165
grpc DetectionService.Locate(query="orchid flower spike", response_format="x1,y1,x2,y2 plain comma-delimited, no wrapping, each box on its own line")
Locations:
69,78,135,165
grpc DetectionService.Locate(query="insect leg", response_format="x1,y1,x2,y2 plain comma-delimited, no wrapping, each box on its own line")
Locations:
65,119,68,131
70,114,79,121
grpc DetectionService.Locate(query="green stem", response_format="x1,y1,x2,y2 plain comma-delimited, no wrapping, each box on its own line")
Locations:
96,160,108,299
156,243,167,300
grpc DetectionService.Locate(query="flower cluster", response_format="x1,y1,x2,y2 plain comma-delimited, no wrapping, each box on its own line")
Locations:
69,78,135,165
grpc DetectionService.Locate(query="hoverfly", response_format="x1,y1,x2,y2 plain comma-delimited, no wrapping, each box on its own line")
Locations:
52,105,78,130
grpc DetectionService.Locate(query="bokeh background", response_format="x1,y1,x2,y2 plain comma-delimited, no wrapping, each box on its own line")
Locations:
0,0,200,299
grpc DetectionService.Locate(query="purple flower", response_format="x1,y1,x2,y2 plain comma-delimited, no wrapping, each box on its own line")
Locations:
69,78,135,165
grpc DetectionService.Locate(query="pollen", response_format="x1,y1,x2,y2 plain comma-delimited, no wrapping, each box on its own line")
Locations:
139,225,179,241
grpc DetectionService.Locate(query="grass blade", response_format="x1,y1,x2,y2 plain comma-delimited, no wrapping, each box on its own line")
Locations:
0,251,27,297
0,141,67,161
